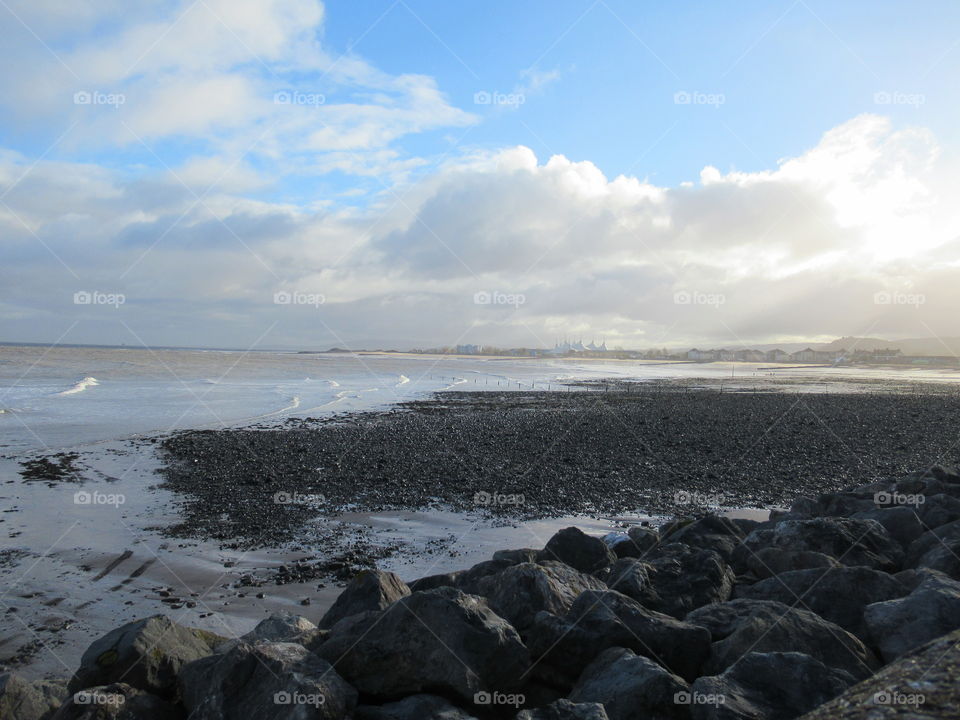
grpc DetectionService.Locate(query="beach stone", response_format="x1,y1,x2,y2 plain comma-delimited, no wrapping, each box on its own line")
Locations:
634,543,735,618
527,590,711,684
179,641,356,720
50,683,179,720
67,615,224,700
864,570,960,662
800,626,960,719
242,612,316,642
0,673,66,720
903,518,960,567
475,561,606,632
744,548,841,578
662,515,746,561
623,525,660,556
316,587,529,701
516,698,610,719
354,694,478,719
492,548,539,564
318,569,410,629
794,491,877,518
454,559,516,594
916,493,960,530
595,558,652,601
568,647,689,720
735,566,907,640
686,599,879,680
408,571,461,592
690,652,855,720
539,527,616,574
736,517,903,572
851,507,925,547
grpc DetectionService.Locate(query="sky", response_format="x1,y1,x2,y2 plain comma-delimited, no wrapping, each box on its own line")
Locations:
1,0,960,351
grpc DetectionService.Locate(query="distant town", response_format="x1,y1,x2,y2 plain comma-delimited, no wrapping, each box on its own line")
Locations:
404,340,960,367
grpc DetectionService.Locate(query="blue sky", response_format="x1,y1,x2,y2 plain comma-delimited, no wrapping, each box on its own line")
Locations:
1,0,959,349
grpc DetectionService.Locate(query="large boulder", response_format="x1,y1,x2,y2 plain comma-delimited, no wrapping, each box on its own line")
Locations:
67,615,224,700
800,627,960,719
744,548,840,579
662,515,746,562
242,613,317,643
539,528,616,574
622,525,660,556
595,558,652,602
690,652,855,720
568,647,689,720
179,641,356,720
475,561,606,632
903,518,960,567
50,684,180,720
316,587,529,701
318,569,411,629
354,694,477,719
632,543,735,618
735,518,903,572
907,538,960,579
916,493,960,530
516,699,610,719
735,566,907,640
527,590,711,684
0,673,66,720
864,570,960,662
686,599,879,680
850,507,925,547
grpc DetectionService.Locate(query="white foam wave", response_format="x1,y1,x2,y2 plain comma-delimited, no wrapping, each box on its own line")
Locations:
56,377,99,396
396,375,410,386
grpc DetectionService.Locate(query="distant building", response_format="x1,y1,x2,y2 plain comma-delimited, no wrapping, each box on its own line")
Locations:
687,348,716,361
791,348,816,362
455,344,483,355
765,349,790,362
735,349,766,362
